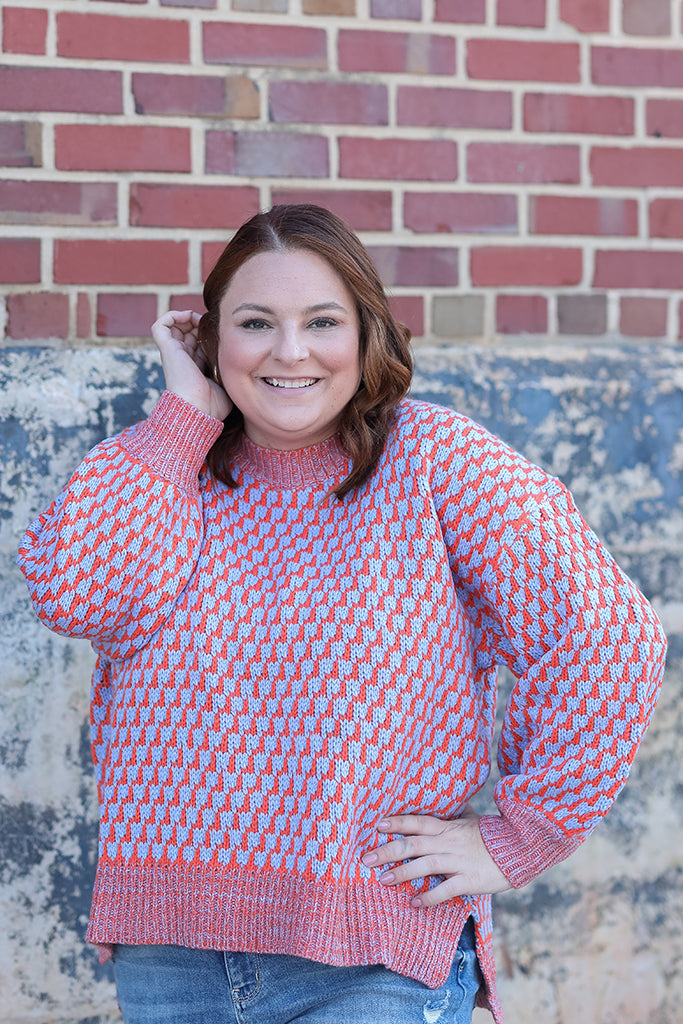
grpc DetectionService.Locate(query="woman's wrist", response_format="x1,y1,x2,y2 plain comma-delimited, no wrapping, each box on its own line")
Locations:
120,391,225,491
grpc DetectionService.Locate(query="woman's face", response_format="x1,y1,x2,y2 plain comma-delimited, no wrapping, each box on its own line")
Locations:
217,249,361,451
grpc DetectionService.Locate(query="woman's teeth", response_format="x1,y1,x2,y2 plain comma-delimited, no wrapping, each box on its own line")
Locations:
264,378,317,388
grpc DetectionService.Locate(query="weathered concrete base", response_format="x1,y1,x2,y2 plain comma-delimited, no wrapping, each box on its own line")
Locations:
2,344,681,1023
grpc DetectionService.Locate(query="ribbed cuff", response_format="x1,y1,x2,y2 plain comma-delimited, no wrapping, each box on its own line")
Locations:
120,390,224,494
479,811,582,890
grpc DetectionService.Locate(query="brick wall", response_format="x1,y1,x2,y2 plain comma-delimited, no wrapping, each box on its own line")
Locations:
2,0,683,345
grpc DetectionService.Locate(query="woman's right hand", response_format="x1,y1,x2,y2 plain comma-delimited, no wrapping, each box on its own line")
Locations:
151,310,232,421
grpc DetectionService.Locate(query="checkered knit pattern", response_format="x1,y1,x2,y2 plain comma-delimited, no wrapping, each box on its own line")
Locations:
18,391,666,1023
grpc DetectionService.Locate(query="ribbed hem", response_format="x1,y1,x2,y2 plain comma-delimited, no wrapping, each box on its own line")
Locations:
120,391,224,494
86,862,502,1022
479,810,581,890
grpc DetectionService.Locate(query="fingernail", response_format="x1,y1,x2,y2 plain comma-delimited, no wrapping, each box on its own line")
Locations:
380,872,394,884
362,853,377,866
411,897,423,908
377,819,391,830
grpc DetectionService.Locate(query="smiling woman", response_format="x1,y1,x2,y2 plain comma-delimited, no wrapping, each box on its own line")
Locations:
213,249,362,451
18,205,667,1024
195,203,412,496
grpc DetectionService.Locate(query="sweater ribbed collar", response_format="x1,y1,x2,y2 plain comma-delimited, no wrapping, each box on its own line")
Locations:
236,432,351,490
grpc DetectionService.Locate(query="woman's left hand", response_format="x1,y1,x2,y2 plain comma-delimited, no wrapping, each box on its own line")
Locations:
361,804,512,907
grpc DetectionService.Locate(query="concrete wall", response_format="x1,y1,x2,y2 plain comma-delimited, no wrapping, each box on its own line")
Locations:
2,342,681,1024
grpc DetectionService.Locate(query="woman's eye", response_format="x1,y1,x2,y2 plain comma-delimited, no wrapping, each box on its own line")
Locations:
240,318,271,330
309,317,337,329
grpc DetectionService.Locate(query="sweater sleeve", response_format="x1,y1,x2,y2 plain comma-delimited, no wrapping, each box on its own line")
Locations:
17,390,224,661
429,417,667,889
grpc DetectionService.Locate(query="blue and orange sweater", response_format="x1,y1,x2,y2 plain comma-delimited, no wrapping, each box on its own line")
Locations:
18,392,666,1022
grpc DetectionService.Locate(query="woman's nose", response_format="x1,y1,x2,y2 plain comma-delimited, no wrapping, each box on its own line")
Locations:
270,326,308,363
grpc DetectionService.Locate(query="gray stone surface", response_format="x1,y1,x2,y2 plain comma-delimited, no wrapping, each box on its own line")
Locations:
2,343,681,1023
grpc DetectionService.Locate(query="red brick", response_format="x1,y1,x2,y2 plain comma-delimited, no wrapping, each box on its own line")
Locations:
529,196,638,236
468,143,580,184
497,295,547,334
372,0,421,16
161,0,216,7
6,291,69,340
57,12,189,62
130,184,259,229
2,7,48,54
204,23,326,68
55,125,191,172
206,130,328,177
388,295,424,337
96,293,158,338
55,240,188,285
497,0,546,28
559,0,609,32
633,296,668,334
649,199,683,238
338,30,455,74
0,121,41,167
0,66,122,113
133,73,259,118
397,86,512,129
434,0,486,22
170,292,206,315
233,0,287,9
339,137,457,181
557,294,607,335
623,0,670,35
76,293,91,339
270,81,388,125
593,250,683,289
0,239,40,283
270,188,392,231
592,47,683,88
647,100,683,139
524,93,634,135
620,296,668,336
0,181,117,225
404,192,517,234
367,245,459,286
303,0,355,12
202,242,227,280
467,40,580,82
471,247,582,286
591,146,683,187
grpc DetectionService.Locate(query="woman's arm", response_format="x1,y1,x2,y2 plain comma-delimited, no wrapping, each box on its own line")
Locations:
364,423,666,902
474,487,666,886
17,311,228,661
17,391,224,661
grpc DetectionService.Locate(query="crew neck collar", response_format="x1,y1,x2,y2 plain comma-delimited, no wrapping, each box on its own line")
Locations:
236,432,350,490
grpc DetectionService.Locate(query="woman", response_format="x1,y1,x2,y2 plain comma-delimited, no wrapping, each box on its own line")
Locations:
18,205,666,1024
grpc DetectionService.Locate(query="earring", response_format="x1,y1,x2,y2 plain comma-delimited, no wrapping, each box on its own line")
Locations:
212,365,221,385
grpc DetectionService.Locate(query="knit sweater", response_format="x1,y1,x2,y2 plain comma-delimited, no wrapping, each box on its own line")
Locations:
18,391,666,1023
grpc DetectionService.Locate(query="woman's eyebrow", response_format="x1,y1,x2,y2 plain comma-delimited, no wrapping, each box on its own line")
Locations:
305,301,348,314
232,303,273,315
231,301,348,315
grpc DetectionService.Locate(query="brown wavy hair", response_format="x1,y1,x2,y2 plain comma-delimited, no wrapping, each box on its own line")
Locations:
198,204,413,500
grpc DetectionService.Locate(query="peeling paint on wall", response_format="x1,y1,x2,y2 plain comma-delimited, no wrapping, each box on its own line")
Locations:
2,344,681,1024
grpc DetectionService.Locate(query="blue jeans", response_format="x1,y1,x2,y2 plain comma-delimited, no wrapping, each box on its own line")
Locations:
112,918,482,1024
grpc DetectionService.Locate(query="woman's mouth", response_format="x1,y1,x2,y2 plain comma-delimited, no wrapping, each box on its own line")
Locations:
263,377,319,389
